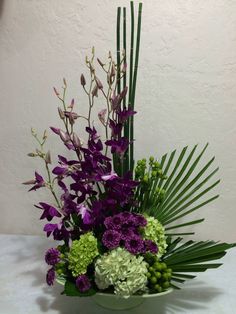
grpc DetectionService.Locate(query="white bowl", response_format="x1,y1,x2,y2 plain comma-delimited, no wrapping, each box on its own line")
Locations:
92,289,173,311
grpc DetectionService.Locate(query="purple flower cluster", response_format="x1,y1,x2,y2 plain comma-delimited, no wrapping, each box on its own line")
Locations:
76,275,91,292
45,248,60,266
102,212,158,255
46,268,55,286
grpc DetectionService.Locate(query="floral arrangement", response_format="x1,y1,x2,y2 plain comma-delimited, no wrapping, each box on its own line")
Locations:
24,2,235,299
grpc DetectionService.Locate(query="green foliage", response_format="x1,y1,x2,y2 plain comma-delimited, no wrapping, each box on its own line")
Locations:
63,280,96,297
135,144,221,235
162,237,236,289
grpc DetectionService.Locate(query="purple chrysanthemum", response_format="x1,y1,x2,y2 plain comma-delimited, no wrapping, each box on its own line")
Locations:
120,227,136,240
125,235,144,254
46,267,55,286
134,214,147,227
104,215,123,230
144,240,158,254
76,274,91,292
45,248,60,266
102,230,121,249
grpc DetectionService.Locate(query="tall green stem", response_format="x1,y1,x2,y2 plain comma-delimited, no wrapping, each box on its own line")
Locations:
130,2,142,175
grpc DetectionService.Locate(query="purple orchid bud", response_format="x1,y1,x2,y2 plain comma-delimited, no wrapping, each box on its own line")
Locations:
58,107,65,119
111,93,121,110
72,133,81,148
92,84,98,97
120,86,128,100
59,130,70,142
97,58,105,67
22,179,36,185
80,74,86,86
68,98,75,109
64,111,78,120
27,152,37,157
53,87,59,96
68,112,75,125
98,109,107,125
111,62,116,77
95,77,103,89
45,151,51,164
50,127,60,135
122,63,127,73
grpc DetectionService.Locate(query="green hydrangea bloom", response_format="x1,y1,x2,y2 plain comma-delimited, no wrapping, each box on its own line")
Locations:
142,216,167,259
68,232,99,277
95,247,148,297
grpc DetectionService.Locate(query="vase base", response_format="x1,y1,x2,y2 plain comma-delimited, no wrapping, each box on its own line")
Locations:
92,294,144,311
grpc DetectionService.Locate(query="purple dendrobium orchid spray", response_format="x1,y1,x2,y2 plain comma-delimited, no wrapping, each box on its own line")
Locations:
24,1,235,301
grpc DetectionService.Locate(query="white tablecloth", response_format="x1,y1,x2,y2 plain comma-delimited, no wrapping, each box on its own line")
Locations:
0,234,235,314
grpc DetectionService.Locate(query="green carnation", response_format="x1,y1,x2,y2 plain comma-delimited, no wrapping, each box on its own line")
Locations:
68,232,99,277
95,247,148,297
142,216,167,259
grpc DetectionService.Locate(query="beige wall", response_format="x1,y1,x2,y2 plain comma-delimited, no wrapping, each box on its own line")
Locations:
0,0,236,241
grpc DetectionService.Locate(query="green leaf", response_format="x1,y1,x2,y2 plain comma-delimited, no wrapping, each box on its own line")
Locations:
146,144,220,233
64,280,96,297
165,218,205,230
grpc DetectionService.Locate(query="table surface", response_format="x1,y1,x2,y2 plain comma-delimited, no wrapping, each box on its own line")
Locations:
0,234,235,314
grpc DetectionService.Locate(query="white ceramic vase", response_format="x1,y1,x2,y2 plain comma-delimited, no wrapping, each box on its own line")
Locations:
92,289,173,311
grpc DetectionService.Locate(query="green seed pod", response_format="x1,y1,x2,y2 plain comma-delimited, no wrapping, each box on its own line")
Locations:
161,263,167,270
162,273,169,281
150,276,157,284
155,271,162,279
157,286,163,293
162,281,170,289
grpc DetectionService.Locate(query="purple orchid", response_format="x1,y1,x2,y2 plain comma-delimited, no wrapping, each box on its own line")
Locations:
35,202,61,221
24,172,45,191
101,171,118,181
52,155,79,176
118,109,136,124
105,137,130,157
76,204,93,225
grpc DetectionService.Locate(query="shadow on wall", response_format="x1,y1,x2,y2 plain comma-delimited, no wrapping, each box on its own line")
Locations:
0,0,4,18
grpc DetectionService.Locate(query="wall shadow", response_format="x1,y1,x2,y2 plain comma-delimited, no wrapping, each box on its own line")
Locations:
0,0,4,18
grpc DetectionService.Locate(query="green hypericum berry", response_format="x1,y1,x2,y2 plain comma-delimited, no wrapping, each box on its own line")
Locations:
149,266,154,273
149,156,154,162
166,268,172,274
155,271,162,279
151,171,157,177
157,286,163,293
162,273,169,281
143,175,149,183
162,281,170,289
161,262,167,270
147,272,151,278
154,284,160,291
150,276,157,284
155,263,162,272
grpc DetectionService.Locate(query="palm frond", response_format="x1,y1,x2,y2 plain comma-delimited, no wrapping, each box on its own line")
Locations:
149,144,220,233
163,238,236,289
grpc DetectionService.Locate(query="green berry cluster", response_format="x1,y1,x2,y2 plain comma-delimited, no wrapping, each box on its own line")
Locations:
135,157,166,182
146,256,172,293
